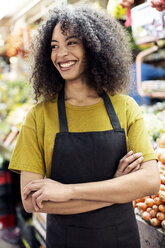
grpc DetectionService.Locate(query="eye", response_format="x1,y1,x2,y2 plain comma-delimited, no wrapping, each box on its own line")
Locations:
68,41,77,46
51,44,58,50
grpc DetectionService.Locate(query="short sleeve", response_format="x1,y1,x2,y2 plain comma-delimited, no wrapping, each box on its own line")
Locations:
126,97,157,162
8,107,46,176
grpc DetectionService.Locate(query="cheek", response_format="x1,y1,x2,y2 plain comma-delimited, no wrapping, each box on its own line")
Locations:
51,52,54,63
80,50,85,64
51,53,58,68
80,53,86,67
51,51,57,62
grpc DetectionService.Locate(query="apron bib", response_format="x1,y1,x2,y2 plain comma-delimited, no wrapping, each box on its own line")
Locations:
46,89,140,248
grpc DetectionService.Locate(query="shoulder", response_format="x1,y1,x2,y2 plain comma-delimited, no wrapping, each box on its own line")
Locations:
107,93,143,125
23,103,43,126
107,93,138,106
108,93,141,112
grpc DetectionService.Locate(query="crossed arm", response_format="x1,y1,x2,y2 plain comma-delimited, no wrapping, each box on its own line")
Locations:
21,151,160,214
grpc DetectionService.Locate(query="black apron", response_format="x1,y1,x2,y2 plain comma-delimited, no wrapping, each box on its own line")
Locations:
46,89,140,248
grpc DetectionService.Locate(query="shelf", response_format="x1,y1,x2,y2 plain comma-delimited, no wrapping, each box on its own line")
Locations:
136,214,165,248
32,213,46,241
136,214,165,235
141,92,165,98
144,49,165,62
136,45,165,98
142,80,165,97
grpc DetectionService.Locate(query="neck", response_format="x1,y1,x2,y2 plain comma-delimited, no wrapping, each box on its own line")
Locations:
64,79,100,106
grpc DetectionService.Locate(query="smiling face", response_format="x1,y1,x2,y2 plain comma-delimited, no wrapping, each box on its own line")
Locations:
51,23,86,82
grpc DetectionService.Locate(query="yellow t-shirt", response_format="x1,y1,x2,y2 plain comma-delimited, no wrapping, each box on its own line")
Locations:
9,93,157,178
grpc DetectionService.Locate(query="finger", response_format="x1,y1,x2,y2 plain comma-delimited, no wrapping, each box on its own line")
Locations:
24,182,43,192
23,187,37,200
131,164,141,172
23,183,42,199
32,190,42,211
24,179,45,192
124,152,143,165
127,156,143,172
120,150,133,162
23,187,33,200
36,194,45,209
24,179,44,189
118,152,142,172
30,179,45,184
125,150,134,158
124,156,143,173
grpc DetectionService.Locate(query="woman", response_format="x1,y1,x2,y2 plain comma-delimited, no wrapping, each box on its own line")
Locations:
9,5,160,248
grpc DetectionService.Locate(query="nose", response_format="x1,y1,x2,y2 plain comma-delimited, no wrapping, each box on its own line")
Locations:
57,45,68,57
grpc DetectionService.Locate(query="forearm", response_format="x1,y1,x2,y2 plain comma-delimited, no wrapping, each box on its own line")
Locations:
40,199,113,214
22,160,160,211
71,161,160,204
23,196,113,214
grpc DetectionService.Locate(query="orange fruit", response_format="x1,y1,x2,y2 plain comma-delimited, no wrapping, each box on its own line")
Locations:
160,153,165,165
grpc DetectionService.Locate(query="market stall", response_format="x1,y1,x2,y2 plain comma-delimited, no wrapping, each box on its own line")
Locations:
134,103,165,247
130,3,165,247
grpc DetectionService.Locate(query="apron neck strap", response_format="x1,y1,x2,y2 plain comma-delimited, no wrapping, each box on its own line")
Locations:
58,89,121,133
101,91,121,130
58,88,68,132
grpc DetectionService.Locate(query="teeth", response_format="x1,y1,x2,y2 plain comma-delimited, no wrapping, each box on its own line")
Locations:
59,61,76,68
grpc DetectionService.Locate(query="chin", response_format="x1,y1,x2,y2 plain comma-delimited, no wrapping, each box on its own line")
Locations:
59,70,84,82
61,75,79,81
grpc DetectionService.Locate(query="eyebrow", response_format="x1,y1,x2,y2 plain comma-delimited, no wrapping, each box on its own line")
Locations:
51,35,78,42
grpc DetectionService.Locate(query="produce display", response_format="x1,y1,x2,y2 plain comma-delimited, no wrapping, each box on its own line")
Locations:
6,26,31,57
133,134,165,230
141,101,165,142
107,0,127,19
0,79,33,146
133,103,165,231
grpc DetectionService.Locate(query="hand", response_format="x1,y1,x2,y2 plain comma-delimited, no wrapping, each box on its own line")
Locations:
150,0,165,11
114,150,143,178
23,179,72,211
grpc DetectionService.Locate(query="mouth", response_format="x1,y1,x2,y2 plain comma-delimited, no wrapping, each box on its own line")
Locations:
58,60,77,71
